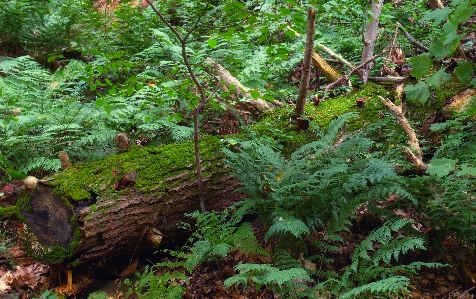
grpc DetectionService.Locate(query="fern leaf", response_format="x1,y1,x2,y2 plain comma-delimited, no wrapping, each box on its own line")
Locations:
340,276,410,299
265,215,310,241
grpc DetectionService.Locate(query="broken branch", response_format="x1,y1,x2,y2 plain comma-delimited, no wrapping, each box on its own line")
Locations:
379,96,427,170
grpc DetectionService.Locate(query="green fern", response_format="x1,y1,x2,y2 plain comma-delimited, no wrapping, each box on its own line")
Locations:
319,218,447,298
124,266,187,299
223,113,411,247
224,263,313,298
158,210,267,273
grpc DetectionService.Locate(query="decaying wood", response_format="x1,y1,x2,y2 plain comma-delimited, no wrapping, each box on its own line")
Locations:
295,7,316,118
58,152,72,170
379,96,427,170
427,0,444,9
204,58,273,116
311,52,342,83
16,138,246,266
360,0,384,83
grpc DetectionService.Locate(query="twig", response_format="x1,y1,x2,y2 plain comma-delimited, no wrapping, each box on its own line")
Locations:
0,259,11,265
396,22,429,52
321,54,380,101
368,76,406,83
457,286,476,299
316,43,355,70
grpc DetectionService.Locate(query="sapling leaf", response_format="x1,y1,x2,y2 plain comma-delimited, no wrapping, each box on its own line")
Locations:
426,69,451,88
421,6,451,24
404,81,430,103
454,61,474,82
427,158,458,178
456,163,476,177
207,39,217,49
409,54,432,79
449,0,475,26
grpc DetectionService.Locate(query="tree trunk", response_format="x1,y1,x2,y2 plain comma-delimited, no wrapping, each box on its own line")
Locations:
295,7,316,118
360,0,384,83
16,136,245,266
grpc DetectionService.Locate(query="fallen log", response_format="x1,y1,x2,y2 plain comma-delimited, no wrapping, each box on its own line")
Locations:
15,136,245,266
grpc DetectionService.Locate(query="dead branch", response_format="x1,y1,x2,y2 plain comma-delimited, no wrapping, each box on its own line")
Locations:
396,23,429,52
360,0,384,83
204,58,276,116
368,76,406,83
321,54,379,101
316,43,355,70
311,52,342,82
379,96,427,170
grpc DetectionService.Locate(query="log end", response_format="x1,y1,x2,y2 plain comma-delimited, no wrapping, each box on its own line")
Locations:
17,186,81,264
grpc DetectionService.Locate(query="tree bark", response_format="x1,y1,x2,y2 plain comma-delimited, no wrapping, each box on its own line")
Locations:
295,7,316,118
16,137,245,266
360,0,384,83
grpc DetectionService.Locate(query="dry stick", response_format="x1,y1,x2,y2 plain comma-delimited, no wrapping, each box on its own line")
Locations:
295,7,316,118
316,43,355,71
396,22,429,52
368,76,406,83
204,58,273,114
378,96,427,170
146,0,210,212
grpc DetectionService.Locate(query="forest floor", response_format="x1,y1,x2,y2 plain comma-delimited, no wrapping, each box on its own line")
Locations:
1,194,475,299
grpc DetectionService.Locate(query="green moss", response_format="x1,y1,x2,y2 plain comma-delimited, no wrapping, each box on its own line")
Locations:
51,136,223,201
0,206,16,219
17,224,81,265
249,82,388,156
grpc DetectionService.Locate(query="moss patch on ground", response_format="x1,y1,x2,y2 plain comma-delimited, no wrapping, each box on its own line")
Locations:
250,82,388,156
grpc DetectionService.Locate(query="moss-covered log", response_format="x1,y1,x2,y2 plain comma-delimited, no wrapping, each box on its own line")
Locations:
16,136,244,266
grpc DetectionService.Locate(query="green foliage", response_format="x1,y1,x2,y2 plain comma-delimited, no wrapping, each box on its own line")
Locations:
158,209,267,273
405,0,476,103
33,290,62,299
223,113,411,248
184,210,267,271
317,219,447,298
0,0,86,55
124,266,187,299
224,263,314,298
0,55,194,175
415,108,476,243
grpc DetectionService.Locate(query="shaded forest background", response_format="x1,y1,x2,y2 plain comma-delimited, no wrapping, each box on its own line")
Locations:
1,0,476,298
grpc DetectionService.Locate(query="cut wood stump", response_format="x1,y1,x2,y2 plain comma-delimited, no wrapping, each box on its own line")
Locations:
15,136,245,266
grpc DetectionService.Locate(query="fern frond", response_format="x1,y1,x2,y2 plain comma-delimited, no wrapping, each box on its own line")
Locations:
265,215,310,241
340,276,410,299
